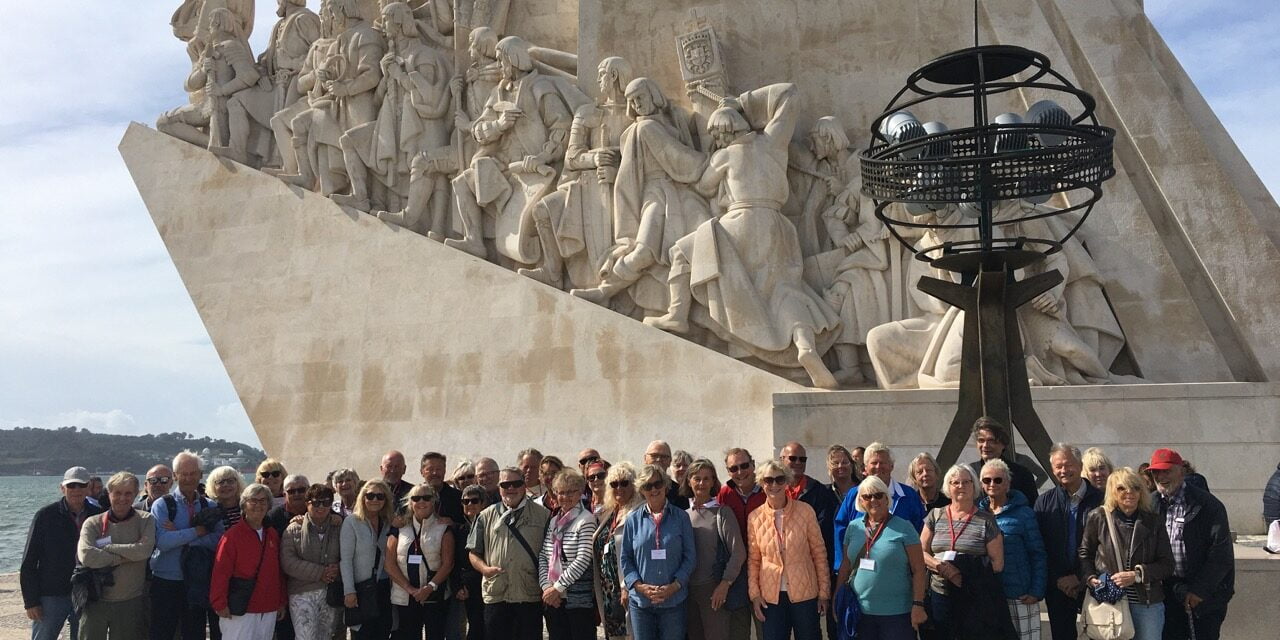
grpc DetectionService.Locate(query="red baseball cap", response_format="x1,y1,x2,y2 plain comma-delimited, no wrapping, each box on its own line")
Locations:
1147,448,1184,471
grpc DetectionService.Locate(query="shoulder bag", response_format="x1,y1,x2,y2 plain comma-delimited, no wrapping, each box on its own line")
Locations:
345,525,383,627
1079,510,1136,640
226,529,267,616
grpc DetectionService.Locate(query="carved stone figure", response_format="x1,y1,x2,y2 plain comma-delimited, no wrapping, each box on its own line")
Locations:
220,0,322,167
331,2,453,213
266,0,338,180
171,0,256,62
157,8,261,152
569,77,710,314
444,36,574,264
644,84,841,389
517,56,635,288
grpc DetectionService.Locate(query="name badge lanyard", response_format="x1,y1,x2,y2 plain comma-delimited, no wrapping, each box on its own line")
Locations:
652,510,664,550
100,515,112,539
863,519,887,559
946,506,974,552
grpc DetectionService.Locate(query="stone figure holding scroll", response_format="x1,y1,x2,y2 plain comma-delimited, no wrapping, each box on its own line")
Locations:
518,56,635,289
445,36,573,263
331,2,453,214
157,8,261,152
569,77,710,315
644,83,841,389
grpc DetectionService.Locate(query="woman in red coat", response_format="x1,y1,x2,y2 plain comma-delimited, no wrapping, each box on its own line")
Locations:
211,482,287,640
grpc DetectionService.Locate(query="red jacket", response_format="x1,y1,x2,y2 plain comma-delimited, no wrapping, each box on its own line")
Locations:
210,520,286,614
718,481,766,547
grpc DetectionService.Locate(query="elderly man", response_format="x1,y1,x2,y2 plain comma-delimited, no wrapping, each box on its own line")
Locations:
517,448,545,500
1033,443,1102,640
21,467,104,640
468,467,552,640
715,447,765,639
832,442,925,571
267,474,310,536
644,440,689,509
135,464,174,510
1149,448,1234,640
475,457,501,504
965,416,1042,503
381,450,413,507
421,451,464,523
150,450,224,640
577,448,602,474
77,472,156,640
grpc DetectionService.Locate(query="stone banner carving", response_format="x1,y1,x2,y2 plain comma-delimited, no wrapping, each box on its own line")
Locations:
155,0,1132,390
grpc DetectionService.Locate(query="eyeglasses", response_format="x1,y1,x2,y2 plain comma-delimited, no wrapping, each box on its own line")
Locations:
287,487,308,495
498,480,525,490
609,480,632,489
146,477,172,485
860,492,887,501
726,461,753,473
783,455,808,464
639,481,664,492
245,497,269,506
980,477,1005,486
760,475,788,486
214,478,238,486
310,499,334,508
587,472,607,482
410,495,435,503
948,478,974,486
65,482,88,489
461,498,484,505
579,455,600,466
259,470,282,479
364,493,386,501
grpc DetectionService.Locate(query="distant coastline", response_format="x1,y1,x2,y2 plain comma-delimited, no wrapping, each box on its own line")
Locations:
0,426,266,476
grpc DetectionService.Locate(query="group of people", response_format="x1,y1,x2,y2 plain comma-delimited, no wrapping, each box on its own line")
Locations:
21,418,1241,640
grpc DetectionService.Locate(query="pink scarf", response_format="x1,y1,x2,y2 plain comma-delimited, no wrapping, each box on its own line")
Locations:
547,507,578,584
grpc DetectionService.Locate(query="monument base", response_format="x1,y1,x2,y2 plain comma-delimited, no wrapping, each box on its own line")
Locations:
774,382,1280,534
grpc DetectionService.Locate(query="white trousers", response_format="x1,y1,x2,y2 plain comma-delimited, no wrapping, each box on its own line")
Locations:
219,611,278,640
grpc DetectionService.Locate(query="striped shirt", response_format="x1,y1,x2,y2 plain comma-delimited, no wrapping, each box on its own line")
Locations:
1160,485,1188,578
537,504,598,609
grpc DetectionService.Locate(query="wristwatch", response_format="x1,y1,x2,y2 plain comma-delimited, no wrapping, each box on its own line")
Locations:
912,600,926,608
427,581,438,590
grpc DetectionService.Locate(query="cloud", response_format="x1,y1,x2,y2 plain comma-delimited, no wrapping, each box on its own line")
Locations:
49,409,139,435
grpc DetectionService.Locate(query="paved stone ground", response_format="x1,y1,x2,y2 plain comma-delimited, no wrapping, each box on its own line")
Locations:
0,573,34,640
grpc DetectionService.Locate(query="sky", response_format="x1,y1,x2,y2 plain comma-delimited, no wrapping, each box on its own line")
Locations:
0,1,1276,451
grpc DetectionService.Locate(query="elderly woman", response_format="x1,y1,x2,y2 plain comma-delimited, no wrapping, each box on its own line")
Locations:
208,465,247,527
669,450,694,488
978,459,1047,640
449,462,476,490
1079,468,1174,640
584,460,611,514
210,483,286,640
281,484,343,640
620,464,696,640
681,459,745,640
748,459,829,640
827,445,860,503
594,462,641,640
77,471,156,639
330,468,360,517
450,485,487,640
257,459,288,508
538,470,599,640
341,479,394,640
1082,447,1114,492
908,453,950,512
921,465,1008,640
834,476,927,640
537,456,567,509
386,484,454,640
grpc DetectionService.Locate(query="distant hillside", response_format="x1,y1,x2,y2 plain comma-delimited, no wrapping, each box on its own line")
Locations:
0,426,266,475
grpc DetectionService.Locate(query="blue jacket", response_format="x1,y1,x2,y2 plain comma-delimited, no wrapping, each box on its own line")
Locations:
979,490,1046,599
1034,481,1102,581
620,502,696,608
833,480,925,571
149,488,224,581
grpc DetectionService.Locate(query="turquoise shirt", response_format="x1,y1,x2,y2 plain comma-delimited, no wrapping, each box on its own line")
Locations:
843,514,918,616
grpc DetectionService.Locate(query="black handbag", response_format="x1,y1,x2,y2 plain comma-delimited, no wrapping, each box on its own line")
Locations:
344,538,382,627
325,580,346,608
226,531,267,616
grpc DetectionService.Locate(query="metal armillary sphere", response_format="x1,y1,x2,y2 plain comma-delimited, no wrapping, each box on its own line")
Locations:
859,42,1116,473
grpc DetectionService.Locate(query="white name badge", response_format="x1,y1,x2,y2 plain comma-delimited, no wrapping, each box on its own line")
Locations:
859,558,876,571
650,549,667,560
95,536,112,548
408,554,423,565
938,550,958,562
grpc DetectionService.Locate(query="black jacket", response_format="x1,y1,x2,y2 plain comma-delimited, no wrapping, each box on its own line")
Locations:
20,498,103,608
948,553,1019,639
1263,462,1280,527
437,483,464,525
1034,481,1103,580
1078,508,1174,605
969,457,1039,505
795,474,839,570
1155,483,1234,610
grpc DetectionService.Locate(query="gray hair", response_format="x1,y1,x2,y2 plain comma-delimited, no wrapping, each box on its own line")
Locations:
240,483,273,509
942,464,977,499
865,442,894,464
1049,442,1083,463
173,449,204,471
331,468,360,486
284,474,309,488
908,452,941,488
981,458,1011,480
637,464,670,489
451,461,475,482
854,475,889,511
106,471,139,493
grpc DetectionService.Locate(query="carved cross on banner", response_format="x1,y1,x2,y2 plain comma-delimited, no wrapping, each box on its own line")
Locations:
675,25,728,104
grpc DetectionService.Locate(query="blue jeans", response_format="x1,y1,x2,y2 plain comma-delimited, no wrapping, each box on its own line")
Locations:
1129,601,1164,640
629,604,686,640
30,595,77,640
762,593,821,640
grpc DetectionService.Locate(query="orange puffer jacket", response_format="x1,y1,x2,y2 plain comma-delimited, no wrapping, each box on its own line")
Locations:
747,498,830,604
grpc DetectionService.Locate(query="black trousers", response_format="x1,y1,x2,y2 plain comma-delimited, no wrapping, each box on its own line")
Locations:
1044,585,1082,640
149,577,220,640
544,605,595,640
1162,596,1226,640
351,579,394,640
484,601,542,640
394,600,448,640
463,590,485,640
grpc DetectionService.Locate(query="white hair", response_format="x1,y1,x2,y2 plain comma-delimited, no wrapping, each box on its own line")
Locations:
173,450,204,470
855,475,889,511
864,442,894,464
981,458,1011,480
284,474,309,488
942,464,977,499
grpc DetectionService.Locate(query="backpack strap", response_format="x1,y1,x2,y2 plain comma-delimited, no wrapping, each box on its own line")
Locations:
164,494,178,523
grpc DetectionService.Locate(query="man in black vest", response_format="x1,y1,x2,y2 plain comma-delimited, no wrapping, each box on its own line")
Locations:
1034,443,1102,640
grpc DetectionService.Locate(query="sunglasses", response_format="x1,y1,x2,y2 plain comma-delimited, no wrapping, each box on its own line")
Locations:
783,455,808,464
980,477,1005,485
760,475,788,486
579,455,600,466
609,480,632,489
860,492,887,501
639,481,664,492
587,472,608,482
215,478,239,486
65,482,88,489
461,498,484,505
310,499,334,508
146,477,172,485
727,462,753,473
287,487,308,495
498,480,526,490
259,470,282,479
364,493,386,501
410,495,435,503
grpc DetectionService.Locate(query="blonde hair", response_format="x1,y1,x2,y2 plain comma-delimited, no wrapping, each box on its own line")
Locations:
354,479,395,523
256,458,286,478
106,471,139,493
1082,447,1114,474
1104,467,1153,514
855,475,889,512
755,459,794,486
205,465,245,500
604,462,641,514
552,469,586,494
907,452,941,489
